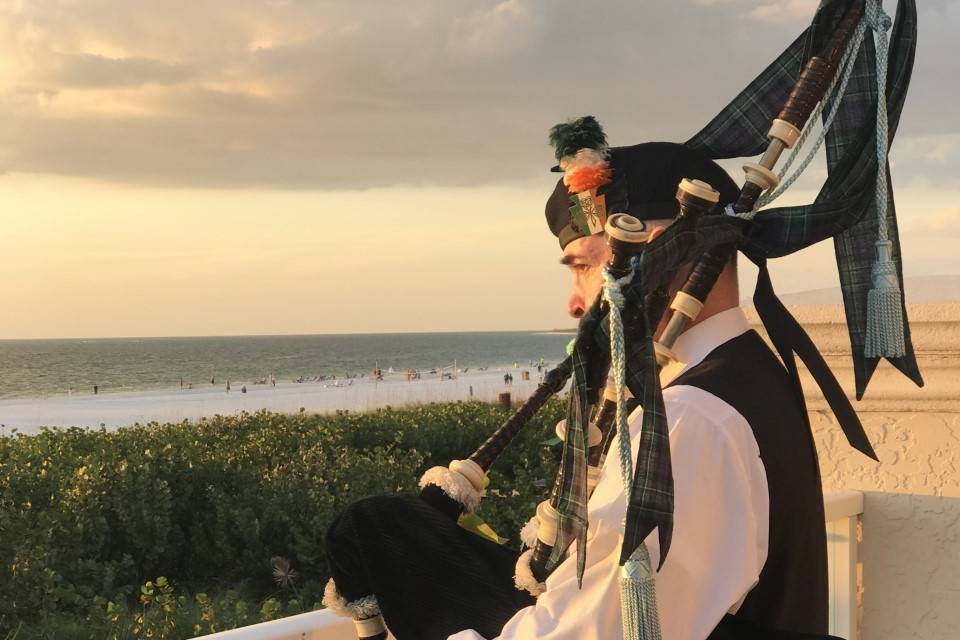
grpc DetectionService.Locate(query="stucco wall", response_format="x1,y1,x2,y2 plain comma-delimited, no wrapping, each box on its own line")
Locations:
750,304,960,640
813,412,960,640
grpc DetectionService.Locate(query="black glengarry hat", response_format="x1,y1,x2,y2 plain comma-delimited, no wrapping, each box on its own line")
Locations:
546,117,740,248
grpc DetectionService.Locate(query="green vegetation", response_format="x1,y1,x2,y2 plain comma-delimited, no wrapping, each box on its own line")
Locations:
0,401,562,639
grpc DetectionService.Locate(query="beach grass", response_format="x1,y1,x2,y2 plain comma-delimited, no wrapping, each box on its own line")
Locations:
0,401,564,639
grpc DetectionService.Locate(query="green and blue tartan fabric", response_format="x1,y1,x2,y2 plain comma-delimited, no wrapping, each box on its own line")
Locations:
822,0,921,397
546,342,590,583
556,216,748,579
617,263,672,570
687,0,922,398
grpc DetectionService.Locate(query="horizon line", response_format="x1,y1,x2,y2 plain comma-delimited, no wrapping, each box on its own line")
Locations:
0,328,579,342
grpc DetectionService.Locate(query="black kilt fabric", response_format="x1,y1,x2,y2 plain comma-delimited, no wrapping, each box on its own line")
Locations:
326,494,535,640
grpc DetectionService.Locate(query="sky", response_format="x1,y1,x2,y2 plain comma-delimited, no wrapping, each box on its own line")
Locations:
0,0,957,338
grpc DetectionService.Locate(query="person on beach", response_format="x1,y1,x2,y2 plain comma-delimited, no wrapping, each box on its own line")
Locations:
226,380,230,393
93,384,98,395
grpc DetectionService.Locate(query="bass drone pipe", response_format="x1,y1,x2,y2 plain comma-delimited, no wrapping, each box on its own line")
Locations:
654,0,864,367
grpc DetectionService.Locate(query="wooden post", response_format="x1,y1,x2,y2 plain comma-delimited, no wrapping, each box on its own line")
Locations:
499,392,511,411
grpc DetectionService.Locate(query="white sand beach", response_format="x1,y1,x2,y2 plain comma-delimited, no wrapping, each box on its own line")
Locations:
0,367,551,435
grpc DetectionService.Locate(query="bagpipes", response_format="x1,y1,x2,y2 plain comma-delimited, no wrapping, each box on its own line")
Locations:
348,0,921,638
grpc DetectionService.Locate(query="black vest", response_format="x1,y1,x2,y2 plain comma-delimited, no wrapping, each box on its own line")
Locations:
669,330,829,638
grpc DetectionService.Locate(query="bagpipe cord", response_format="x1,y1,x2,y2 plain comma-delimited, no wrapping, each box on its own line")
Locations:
863,0,906,358
602,259,662,640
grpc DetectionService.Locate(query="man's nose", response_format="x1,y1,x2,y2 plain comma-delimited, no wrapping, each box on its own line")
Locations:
567,290,585,319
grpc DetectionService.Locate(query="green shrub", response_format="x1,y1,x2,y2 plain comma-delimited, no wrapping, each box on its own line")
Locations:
0,400,564,639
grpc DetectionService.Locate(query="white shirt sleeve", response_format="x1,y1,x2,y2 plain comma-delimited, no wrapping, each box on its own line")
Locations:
448,385,769,640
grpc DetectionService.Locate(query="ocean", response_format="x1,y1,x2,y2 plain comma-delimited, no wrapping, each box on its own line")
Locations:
0,332,573,400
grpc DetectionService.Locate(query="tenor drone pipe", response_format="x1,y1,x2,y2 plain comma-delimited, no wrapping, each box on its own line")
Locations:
656,0,865,356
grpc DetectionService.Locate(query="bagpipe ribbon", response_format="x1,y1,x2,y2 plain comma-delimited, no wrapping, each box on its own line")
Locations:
687,0,922,399
752,260,877,461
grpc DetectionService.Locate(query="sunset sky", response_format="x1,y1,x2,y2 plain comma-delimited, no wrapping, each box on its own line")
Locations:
0,0,956,338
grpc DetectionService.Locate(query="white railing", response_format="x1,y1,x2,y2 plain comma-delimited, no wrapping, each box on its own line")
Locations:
190,609,359,640
825,489,864,640
194,490,865,640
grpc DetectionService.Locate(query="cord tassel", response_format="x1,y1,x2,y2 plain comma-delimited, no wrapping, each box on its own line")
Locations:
865,241,906,358
603,260,662,640
863,0,906,359
619,543,662,640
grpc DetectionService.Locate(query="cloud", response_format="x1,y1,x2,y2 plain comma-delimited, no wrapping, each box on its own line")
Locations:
901,207,960,238
47,53,193,88
927,208,960,233
748,1,819,24
449,0,542,59
891,134,960,190
0,0,954,190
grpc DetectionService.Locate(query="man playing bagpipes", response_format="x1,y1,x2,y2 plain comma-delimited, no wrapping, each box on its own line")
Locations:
322,1,922,638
